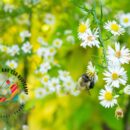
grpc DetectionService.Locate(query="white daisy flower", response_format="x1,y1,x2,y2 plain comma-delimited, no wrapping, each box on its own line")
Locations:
35,88,47,98
44,13,55,25
39,62,51,74
45,47,56,57
48,78,60,93
22,125,29,130
107,42,130,64
4,4,14,13
119,13,130,28
19,92,29,104
124,85,130,95
8,45,20,56
53,38,63,48
58,70,71,81
37,48,45,57
63,78,75,91
86,61,98,82
66,35,75,44
1,45,9,53
99,86,118,108
41,75,50,86
22,41,32,53
70,89,80,96
37,37,48,46
80,29,100,48
6,60,18,69
78,19,90,39
104,65,127,88
20,30,31,41
104,20,125,36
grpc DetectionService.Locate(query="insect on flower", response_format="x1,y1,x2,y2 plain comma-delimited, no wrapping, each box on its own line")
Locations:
77,62,98,94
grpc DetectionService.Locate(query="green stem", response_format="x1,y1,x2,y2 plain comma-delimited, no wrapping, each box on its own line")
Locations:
92,2,107,66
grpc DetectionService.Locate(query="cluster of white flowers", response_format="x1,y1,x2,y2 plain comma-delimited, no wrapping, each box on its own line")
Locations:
35,36,80,98
78,19,100,48
36,37,63,74
0,43,32,56
77,10,130,118
35,70,80,98
99,40,130,108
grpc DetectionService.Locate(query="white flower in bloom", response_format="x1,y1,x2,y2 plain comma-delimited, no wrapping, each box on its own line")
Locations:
119,13,130,28
124,85,130,95
35,88,47,98
70,89,80,96
1,45,9,53
53,38,63,48
45,47,56,57
6,60,18,69
48,78,60,93
39,62,51,74
78,19,90,39
86,61,98,82
19,92,29,104
107,43,130,64
37,37,48,46
104,21,125,36
63,78,75,91
44,13,55,25
66,35,75,44
22,125,29,130
99,86,118,108
37,48,45,57
80,29,100,48
104,65,127,88
64,30,72,35
8,45,20,56
41,75,50,85
20,30,31,41
4,4,14,13
22,41,32,53
58,70,71,81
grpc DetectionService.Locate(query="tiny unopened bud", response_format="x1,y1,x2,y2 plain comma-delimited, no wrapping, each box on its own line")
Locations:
115,107,124,119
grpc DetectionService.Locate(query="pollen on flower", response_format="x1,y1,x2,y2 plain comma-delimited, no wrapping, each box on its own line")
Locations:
87,35,94,42
78,23,87,33
115,51,121,58
43,77,49,82
123,18,129,23
104,91,113,101
112,73,119,80
111,23,119,32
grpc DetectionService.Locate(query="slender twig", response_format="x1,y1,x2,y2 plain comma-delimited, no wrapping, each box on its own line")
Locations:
91,1,108,65
123,96,130,130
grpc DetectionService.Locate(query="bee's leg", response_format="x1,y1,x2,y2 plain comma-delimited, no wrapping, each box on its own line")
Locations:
86,88,91,95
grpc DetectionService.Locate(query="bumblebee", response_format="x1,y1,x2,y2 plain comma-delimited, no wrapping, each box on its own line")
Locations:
77,73,96,94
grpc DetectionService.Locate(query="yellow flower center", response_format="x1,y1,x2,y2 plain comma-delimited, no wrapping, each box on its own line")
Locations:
123,18,129,23
87,35,94,41
104,91,113,101
112,72,119,80
78,23,87,33
111,23,119,32
115,51,121,58
10,63,14,68
50,48,55,53
43,77,48,82
56,41,60,45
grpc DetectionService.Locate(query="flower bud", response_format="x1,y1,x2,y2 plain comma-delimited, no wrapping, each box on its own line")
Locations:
115,107,124,119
